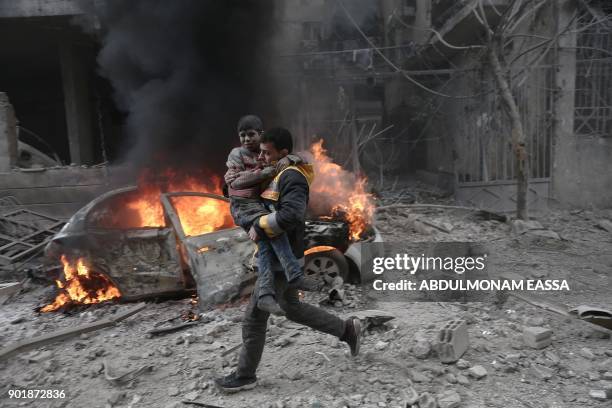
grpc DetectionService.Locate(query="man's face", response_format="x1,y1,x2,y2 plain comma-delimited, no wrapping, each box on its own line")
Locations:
259,142,288,165
239,129,262,152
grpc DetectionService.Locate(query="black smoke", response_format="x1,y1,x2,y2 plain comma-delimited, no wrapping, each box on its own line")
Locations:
94,1,277,172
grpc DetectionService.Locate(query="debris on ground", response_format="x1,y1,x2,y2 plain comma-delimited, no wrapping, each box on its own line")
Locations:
0,181,610,407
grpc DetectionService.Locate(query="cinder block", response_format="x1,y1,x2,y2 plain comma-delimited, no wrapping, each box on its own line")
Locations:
523,326,552,349
434,319,469,363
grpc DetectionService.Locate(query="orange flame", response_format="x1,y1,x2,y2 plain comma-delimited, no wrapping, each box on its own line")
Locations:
41,255,121,312
100,169,234,236
309,140,375,240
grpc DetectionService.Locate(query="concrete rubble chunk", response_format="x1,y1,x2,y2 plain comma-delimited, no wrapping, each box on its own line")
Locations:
411,370,430,383
107,391,126,405
434,319,469,363
183,391,199,401
511,219,543,234
456,374,469,385
580,347,596,361
598,358,612,373
523,326,552,349
403,386,419,405
375,341,389,351
468,365,487,379
456,359,470,369
25,350,53,363
589,389,612,401
273,335,294,347
437,390,461,408
417,392,438,408
413,340,431,359
597,219,612,233
350,310,396,328
544,351,560,365
530,364,554,381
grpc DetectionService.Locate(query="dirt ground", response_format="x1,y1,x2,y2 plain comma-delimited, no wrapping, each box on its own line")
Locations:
1,183,611,408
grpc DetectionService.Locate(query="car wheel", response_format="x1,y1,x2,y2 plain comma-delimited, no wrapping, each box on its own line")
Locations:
304,248,349,282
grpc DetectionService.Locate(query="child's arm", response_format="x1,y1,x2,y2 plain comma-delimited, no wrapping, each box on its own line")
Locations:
275,153,305,173
230,166,276,190
225,148,246,185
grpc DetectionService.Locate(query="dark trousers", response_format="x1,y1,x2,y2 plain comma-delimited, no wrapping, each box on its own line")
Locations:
257,236,303,298
236,271,346,378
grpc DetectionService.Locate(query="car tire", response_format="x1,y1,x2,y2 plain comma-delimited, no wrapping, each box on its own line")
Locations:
304,248,349,282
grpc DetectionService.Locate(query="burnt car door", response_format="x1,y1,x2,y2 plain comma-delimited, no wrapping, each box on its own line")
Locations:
46,186,188,301
160,192,256,307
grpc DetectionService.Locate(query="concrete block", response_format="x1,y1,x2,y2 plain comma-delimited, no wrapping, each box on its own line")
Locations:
589,389,612,401
523,326,552,349
434,319,469,363
437,390,461,408
417,392,437,408
403,386,419,405
468,365,487,379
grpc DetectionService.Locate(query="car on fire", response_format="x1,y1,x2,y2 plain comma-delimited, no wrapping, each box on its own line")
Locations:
44,186,383,310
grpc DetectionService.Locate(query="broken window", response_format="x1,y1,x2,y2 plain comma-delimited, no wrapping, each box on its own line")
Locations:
574,11,612,138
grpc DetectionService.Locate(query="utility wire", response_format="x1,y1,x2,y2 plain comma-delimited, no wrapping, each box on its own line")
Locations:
336,0,492,99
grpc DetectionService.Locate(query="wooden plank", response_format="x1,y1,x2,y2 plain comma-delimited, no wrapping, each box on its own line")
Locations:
0,282,21,297
0,303,146,361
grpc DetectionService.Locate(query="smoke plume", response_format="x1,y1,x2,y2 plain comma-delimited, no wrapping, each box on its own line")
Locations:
94,1,276,172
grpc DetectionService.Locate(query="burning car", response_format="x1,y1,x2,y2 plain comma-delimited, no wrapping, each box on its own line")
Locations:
42,185,381,312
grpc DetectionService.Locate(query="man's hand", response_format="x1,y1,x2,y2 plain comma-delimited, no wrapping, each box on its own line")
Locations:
276,154,303,173
248,226,260,242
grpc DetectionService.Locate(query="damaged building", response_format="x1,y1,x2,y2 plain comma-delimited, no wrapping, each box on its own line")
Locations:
1,0,611,218
272,0,612,211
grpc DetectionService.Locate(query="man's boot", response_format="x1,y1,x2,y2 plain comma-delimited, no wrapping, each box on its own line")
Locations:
340,317,361,356
287,276,323,291
257,295,285,316
215,371,257,393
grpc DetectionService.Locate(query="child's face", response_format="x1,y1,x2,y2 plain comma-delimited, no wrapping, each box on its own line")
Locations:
239,129,262,152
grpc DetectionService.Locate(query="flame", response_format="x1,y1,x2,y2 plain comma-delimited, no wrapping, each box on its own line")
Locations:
41,255,121,312
309,140,375,240
100,169,234,236
304,245,336,256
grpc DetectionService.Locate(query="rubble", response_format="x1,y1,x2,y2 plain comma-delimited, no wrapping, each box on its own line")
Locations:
529,364,554,381
455,359,470,369
596,219,612,233
589,389,612,401
0,281,21,303
417,392,437,408
402,386,419,405
0,302,145,360
433,319,469,363
467,365,487,379
436,390,461,408
522,326,552,349
579,347,596,360
0,194,610,407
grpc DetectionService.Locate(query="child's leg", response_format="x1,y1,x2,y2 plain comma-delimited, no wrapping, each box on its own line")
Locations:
268,234,303,283
256,241,276,299
256,241,285,316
